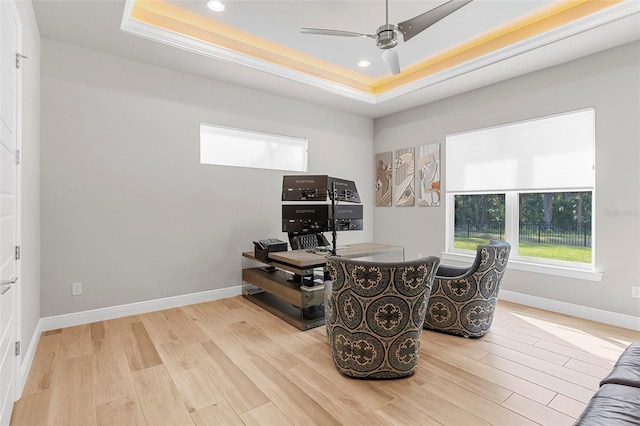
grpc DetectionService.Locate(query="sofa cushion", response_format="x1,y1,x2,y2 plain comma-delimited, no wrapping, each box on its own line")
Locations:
600,341,640,388
574,383,640,425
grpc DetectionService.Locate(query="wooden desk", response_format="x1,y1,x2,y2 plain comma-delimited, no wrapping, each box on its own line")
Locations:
242,243,404,330
267,242,404,268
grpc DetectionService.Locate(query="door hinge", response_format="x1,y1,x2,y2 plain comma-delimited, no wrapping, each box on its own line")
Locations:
15,246,20,260
15,341,20,357
16,53,28,69
15,150,20,165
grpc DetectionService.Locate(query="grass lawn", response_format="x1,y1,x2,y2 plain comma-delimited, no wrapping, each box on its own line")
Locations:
454,237,591,263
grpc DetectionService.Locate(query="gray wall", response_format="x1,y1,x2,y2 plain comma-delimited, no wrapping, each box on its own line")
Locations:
16,0,41,371
41,40,374,317
374,41,640,318
35,28,640,321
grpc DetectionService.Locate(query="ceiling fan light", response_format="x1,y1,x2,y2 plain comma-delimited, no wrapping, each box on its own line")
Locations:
206,0,225,12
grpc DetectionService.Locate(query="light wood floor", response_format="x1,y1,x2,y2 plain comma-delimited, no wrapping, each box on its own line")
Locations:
11,296,640,426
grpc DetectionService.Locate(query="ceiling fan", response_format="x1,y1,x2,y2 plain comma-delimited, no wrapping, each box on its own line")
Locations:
301,0,473,75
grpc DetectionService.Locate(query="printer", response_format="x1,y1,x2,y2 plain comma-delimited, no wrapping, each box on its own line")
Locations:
253,238,288,262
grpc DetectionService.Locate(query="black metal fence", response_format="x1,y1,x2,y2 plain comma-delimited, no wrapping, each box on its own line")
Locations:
455,220,505,241
519,221,591,247
455,220,592,247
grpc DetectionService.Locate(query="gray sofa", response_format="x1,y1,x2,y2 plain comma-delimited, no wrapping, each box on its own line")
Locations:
574,341,640,425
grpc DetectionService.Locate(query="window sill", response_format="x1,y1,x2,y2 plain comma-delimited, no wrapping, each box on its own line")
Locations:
441,252,603,282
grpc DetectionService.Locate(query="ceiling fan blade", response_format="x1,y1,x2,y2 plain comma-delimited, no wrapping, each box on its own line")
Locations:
397,0,473,42
380,48,401,75
301,28,375,38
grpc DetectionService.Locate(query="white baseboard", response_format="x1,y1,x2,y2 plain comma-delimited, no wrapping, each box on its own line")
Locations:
500,290,640,331
17,319,42,399
40,286,242,332
33,285,640,337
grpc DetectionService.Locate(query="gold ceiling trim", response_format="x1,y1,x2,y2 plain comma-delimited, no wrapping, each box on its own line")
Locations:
131,1,375,93
372,0,623,93
129,0,622,96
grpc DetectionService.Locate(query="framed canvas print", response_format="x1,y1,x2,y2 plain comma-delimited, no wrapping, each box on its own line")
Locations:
375,151,392,206
417,143,441,207
394,147,415,207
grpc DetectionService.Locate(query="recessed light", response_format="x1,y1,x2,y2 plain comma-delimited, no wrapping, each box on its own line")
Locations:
206,0,225,12
358,60,371,68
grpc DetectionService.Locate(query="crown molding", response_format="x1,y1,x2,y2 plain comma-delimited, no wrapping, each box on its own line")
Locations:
121,0,639,105
377,1,640,102
120,11,377,104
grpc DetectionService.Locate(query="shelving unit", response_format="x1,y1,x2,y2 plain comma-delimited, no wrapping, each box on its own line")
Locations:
242,252,326,330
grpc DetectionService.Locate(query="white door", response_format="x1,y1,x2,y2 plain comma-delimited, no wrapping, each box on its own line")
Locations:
0,1,20,424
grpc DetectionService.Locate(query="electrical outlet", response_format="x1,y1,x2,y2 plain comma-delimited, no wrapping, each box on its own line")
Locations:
71,282,83,296
632,286,640,299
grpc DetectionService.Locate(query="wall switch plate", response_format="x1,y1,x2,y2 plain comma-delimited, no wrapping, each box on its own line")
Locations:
632,286,640,299
72,282,82,296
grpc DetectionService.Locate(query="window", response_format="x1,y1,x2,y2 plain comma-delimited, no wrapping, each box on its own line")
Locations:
446,109,595,272
453,193,505,251
200,123,308,172
518,192,592,263
452,191,592,264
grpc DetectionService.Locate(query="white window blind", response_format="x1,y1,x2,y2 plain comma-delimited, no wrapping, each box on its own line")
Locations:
446,108,595,192
200,124,308,172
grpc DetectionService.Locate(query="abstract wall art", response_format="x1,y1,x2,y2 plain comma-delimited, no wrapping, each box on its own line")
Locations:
375,151,393,207
417,143,441,207
394,147,415,207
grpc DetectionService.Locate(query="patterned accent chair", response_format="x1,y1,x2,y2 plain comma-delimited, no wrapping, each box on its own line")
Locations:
324,256,440,379
424,239,510,338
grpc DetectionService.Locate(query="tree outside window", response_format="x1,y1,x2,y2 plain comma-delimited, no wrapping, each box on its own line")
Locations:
453,191,592,263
